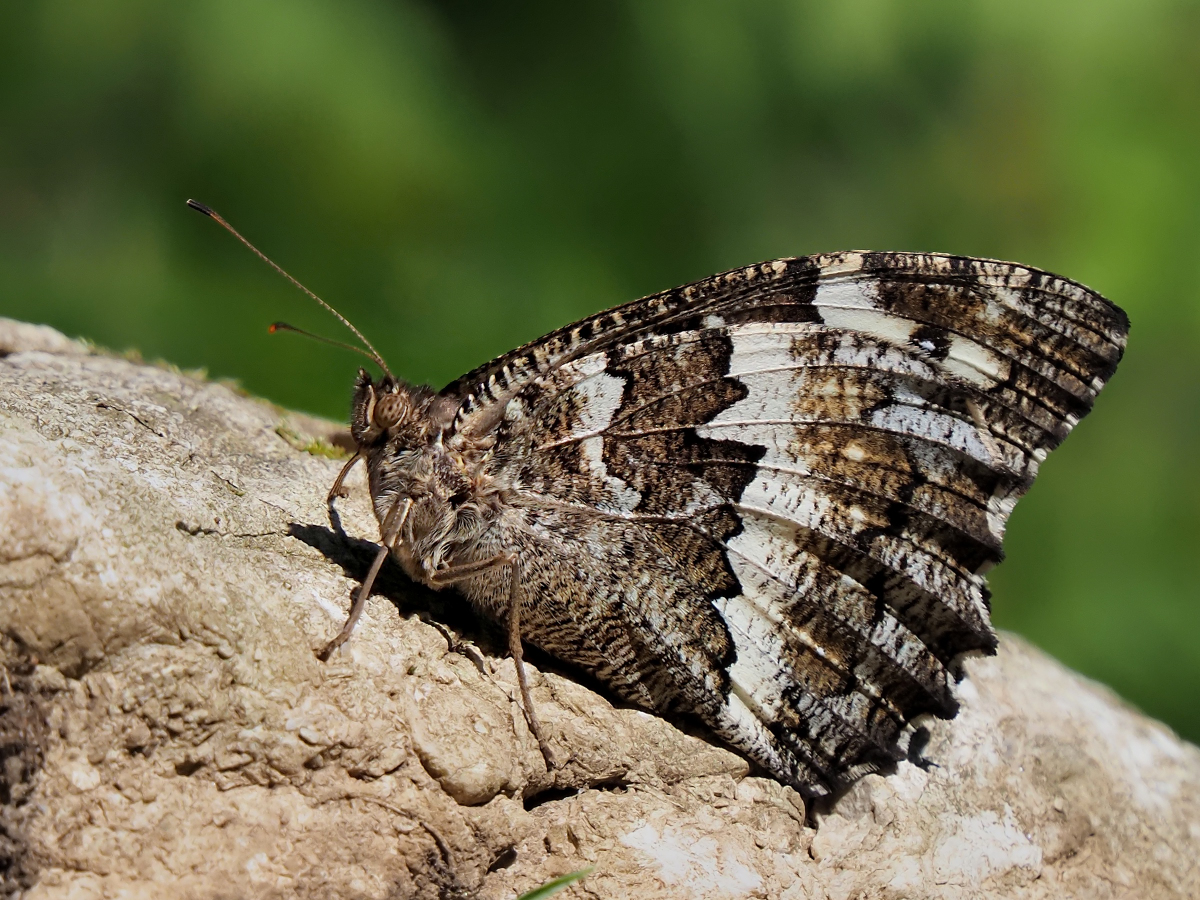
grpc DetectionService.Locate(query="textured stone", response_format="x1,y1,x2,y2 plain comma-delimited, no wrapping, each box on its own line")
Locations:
0,318,1196,899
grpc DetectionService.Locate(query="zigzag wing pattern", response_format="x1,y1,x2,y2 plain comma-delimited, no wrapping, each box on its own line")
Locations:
445,252,1128,797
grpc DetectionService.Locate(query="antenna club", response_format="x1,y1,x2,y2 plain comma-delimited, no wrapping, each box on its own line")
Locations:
267,320,389,368
187,199,395,380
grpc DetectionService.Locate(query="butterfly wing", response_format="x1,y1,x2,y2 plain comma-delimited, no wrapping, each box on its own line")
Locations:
445,252,1128,797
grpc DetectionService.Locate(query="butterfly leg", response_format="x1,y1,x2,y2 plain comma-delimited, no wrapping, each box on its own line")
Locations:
325,451,362,534
318,495,413,661
502,554,558,770
427,554,558,770
327,451,362,504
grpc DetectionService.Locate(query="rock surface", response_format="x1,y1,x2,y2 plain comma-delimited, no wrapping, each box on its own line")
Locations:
0,317,1197,900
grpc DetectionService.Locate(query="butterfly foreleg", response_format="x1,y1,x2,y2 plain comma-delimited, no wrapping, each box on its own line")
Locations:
324,450,363,536
318,495,413,660
427,552,558,770
327,450,362,504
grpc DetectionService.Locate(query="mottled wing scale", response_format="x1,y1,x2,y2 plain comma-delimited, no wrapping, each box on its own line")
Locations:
444,252,1128,797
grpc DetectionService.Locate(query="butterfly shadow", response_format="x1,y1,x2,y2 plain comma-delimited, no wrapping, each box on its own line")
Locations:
285,521,679,717
286,521,504,655
286,520,903,823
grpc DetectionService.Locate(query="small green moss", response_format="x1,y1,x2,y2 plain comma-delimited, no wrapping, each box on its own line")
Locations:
275,424,349,459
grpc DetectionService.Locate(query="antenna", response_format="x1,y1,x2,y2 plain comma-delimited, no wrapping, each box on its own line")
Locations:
268,321,385,368
186,199,394,379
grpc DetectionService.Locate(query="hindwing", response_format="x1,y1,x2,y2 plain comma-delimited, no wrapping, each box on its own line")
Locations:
443,251,1128,796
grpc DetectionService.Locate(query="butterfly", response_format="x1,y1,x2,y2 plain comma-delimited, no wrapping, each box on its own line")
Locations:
187,206,1129,800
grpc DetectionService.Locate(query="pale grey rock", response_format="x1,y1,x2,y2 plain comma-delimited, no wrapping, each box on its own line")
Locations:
0,321,85,358
0,318,1197,899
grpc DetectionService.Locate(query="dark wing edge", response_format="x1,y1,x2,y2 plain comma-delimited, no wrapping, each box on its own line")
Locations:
443,251,1129,444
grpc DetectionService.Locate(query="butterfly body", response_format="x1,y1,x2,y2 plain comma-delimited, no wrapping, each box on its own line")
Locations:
342,251,1128,800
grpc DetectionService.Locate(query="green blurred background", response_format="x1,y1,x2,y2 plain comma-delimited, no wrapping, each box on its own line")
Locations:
2,1,1197,739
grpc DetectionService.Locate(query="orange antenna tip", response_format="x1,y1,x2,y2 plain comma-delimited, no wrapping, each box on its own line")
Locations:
268,320,385,366
187,199,394,380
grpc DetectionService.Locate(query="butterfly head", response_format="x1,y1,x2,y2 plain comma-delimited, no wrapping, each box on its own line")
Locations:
350,369,436,449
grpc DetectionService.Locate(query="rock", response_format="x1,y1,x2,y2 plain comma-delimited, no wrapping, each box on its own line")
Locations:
1,317,1197,899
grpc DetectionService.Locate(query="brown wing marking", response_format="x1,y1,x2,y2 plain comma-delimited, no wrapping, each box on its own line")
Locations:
445,251,1127,446
467,255,1127,796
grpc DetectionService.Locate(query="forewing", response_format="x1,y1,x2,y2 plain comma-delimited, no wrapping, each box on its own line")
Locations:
444,251,1126,443
464,252,1128,796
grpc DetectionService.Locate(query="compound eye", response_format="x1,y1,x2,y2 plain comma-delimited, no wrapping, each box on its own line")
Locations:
372,391,408,430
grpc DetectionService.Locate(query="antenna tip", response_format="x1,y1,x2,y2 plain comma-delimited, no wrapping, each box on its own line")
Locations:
268,321,290,334
186,199,215,217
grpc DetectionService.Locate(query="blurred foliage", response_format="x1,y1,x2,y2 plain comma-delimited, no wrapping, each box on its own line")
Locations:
1,0,1197,740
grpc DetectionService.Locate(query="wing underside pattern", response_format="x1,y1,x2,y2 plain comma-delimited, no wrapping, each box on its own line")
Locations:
448,252,1128,796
